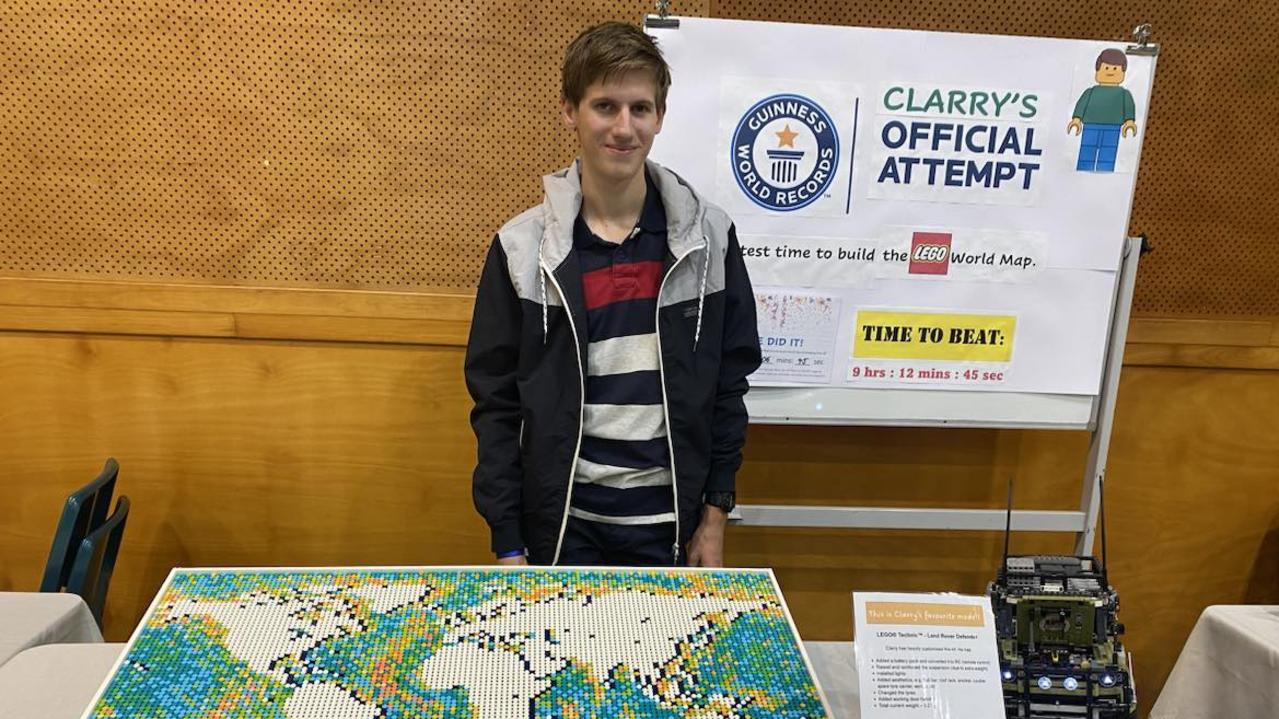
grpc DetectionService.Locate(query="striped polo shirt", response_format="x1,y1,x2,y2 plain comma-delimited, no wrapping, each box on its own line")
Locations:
569,174,674,526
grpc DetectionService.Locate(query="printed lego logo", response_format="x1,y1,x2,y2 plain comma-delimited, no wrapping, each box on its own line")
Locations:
909,232,952,275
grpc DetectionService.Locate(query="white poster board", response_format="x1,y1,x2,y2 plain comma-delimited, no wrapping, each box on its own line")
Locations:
649,18,1156,397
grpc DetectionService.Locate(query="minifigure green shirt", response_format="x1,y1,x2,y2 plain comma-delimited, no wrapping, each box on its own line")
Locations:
1072,85,1136,125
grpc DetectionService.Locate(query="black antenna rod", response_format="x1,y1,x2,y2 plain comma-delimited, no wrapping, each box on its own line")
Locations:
1002,475,1014,573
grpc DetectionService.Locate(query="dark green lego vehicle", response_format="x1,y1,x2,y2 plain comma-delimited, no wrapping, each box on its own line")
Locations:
989,555,1135,719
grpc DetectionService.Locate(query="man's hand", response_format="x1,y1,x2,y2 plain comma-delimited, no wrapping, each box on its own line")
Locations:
497,555,528,566
1121,120,1138,137
686,505,729,567
1066,117,1083,135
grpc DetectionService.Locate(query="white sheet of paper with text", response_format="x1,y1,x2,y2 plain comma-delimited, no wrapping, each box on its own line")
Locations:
853,592,1004,718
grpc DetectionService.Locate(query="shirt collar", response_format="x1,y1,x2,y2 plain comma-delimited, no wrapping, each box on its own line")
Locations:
636,170,666,233
573,171,666,249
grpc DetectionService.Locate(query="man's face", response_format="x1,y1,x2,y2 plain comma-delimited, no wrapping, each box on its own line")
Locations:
563,71,664,185
1095,62,1126,85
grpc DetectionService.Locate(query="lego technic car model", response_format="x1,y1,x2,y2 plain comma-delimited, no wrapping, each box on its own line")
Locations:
989,553,1135,718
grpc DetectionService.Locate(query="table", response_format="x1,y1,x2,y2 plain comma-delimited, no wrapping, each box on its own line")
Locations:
1150,605,1279,719
0,641,861,718
0,592,101,667
0,643,124,719
808,640,860,717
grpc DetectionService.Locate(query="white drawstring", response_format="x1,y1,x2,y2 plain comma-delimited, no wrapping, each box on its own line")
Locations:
538,245,549,344
693,237,709,351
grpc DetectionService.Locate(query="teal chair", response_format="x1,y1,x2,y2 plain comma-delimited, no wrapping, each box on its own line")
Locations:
40,458,119,593
66,495,131,626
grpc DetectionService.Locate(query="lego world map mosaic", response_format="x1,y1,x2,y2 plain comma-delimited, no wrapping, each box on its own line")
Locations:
84,568,829,719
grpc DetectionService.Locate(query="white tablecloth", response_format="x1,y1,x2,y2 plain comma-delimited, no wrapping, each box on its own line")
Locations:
0,592,102,667
0,643,124,719
0,640,862,719
808,640,860,718
1150,605,1279,719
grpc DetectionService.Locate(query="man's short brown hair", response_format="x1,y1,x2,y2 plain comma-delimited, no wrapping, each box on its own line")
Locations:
562,22,672,112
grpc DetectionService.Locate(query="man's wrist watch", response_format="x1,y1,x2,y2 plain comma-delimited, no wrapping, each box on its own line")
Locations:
704,491,736,513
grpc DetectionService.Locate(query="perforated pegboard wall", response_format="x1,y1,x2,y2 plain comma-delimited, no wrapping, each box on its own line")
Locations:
0,1,707,292
2,1,1276,314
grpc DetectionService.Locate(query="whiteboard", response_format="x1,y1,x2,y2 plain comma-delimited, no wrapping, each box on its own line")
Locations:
743,235,1140,429
646,17,1154,429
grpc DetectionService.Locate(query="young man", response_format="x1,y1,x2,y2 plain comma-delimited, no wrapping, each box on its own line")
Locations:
464,22,761,567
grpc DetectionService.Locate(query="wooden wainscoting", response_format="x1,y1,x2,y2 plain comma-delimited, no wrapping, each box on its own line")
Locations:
1,277,1277,716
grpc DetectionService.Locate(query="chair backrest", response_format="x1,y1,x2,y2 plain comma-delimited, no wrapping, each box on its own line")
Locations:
40,458,119,592
66,495,131,627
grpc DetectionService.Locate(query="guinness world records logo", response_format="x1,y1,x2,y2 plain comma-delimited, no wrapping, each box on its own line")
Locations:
731,94,840,211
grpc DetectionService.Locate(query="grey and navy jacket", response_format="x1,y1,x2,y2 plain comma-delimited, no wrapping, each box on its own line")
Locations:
464,159,762,565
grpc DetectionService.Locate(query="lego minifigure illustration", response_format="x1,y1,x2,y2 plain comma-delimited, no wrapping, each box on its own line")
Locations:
1067,49,1138,172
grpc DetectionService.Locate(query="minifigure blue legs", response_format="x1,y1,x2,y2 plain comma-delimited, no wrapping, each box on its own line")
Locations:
1076,123,1122,172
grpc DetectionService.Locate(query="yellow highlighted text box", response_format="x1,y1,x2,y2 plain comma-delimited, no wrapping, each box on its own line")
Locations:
853,310,1015,362
865,601,986,627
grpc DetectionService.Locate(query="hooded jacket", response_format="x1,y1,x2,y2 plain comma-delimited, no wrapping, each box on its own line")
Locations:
464,160,762,565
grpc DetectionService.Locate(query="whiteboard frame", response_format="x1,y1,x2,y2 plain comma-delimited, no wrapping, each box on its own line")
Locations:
738,235,1144,555
747,387,1097,430
643,14,1157,558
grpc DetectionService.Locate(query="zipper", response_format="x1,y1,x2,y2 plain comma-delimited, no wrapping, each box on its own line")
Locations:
656,240,706,566
545,262,586,566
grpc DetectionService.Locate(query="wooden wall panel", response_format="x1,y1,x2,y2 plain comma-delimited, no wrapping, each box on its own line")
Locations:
0,332,493,636
0,321,1276,716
